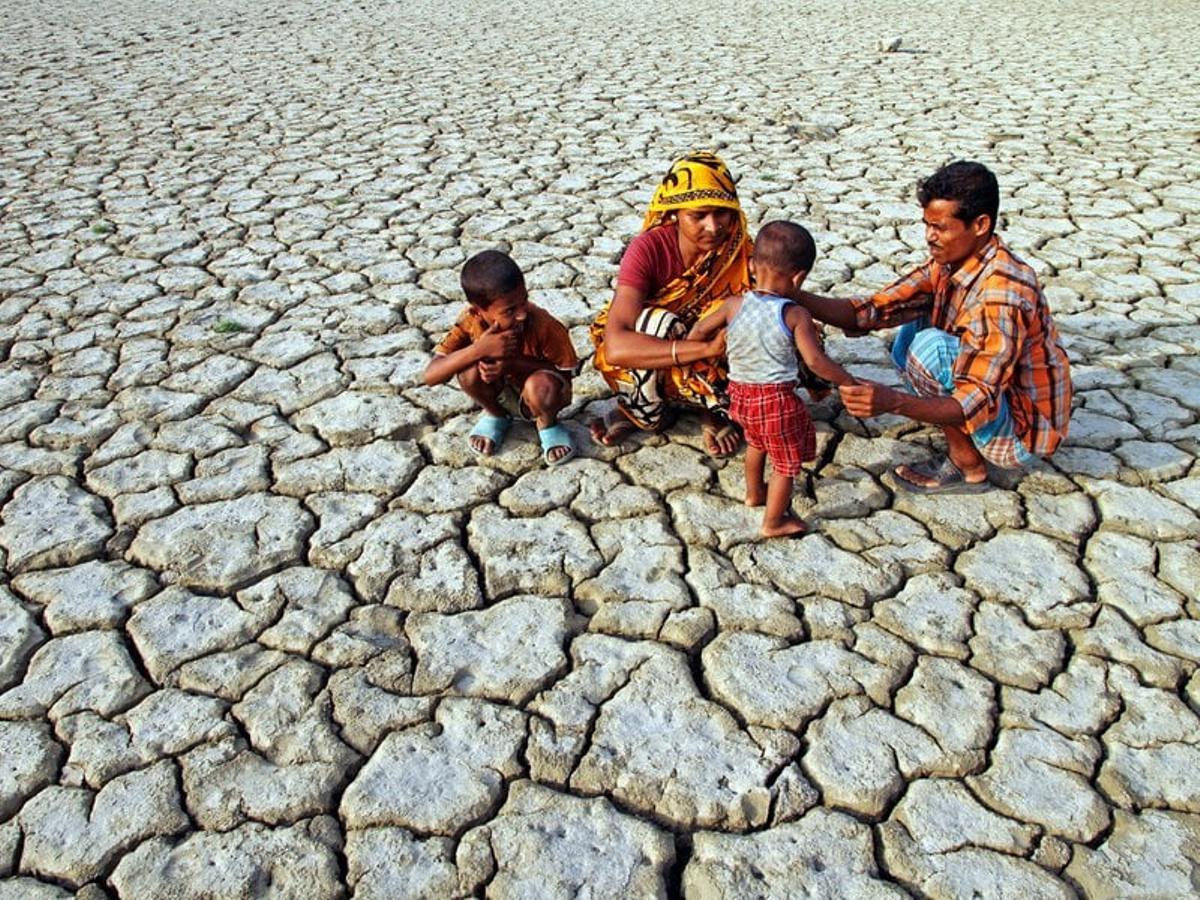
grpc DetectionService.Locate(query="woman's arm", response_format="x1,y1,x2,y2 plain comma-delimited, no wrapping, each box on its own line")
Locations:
603,283,724,369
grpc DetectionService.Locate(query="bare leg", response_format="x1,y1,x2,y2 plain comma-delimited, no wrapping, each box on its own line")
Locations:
761,472,806,538
459,365,506,455
522,371,572,463
744,445,767,507
942,425,987,480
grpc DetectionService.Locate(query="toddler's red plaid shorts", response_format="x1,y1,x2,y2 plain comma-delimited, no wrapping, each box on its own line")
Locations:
728,380,815,477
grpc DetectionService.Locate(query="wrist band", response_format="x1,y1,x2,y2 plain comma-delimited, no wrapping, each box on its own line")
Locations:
671,340,680,366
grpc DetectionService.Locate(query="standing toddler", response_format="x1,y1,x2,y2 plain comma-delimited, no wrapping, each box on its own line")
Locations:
688,221,856,536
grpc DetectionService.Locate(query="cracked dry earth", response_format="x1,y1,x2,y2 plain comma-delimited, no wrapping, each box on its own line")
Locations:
0,0,1199,897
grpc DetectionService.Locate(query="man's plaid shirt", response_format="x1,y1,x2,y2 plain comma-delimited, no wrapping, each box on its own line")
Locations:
850,236,1072,456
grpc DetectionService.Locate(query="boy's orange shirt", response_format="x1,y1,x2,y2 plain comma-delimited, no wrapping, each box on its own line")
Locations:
435,302,578,377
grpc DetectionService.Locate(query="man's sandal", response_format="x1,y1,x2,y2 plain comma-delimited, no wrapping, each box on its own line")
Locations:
468,413,511,457
538,423,576,466
893,457,990,495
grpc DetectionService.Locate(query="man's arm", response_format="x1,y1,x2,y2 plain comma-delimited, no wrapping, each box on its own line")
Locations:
800,262,938,335
795,290,862,332
838,296,1023,428
839,381,966,425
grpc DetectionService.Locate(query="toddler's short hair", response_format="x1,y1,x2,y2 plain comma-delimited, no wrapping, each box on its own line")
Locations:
753,221,816,274
461,250,524,307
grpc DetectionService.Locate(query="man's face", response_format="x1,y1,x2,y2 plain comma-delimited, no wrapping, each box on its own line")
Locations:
676,206,736,254
923,198,991,268
479,286,529,332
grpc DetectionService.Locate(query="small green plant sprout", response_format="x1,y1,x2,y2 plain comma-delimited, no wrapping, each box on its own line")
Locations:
329,194,351,206
212,319,248,334
181,143,195,152
91,221,114,235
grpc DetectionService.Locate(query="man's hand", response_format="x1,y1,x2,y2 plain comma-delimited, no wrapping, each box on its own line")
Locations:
475,323,519,362
839,379,898,418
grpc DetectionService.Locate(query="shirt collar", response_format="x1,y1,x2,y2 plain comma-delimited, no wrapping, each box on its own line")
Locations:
946,235,1000,289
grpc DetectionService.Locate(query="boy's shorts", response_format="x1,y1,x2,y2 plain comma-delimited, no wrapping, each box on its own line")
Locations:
728,380,815,477
497,368,572,420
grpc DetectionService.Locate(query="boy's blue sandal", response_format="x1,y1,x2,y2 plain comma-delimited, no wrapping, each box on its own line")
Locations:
469,413,511,456
538,423,576,466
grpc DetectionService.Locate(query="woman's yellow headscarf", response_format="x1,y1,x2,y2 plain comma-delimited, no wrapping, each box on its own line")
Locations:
586,151,752,426
627,151,751,328
642,151,743,230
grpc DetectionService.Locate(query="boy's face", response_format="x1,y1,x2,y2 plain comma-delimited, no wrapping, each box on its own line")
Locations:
477,286,529,332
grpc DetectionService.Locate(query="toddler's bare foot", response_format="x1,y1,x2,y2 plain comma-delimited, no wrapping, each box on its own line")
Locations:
761,516,807,539
745,490,766,508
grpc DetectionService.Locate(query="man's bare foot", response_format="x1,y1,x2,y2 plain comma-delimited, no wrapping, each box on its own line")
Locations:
589,408,638,447
761,516,807,538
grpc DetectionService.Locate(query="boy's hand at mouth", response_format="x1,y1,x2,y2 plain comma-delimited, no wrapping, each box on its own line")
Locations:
475,323,519,362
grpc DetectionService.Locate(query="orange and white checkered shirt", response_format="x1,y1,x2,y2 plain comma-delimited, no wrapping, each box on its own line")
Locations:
850,236,1072,456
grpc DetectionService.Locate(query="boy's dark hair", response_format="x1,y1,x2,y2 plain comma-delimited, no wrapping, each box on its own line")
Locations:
917,161,999,234
753,220,816,274
461,250,524,307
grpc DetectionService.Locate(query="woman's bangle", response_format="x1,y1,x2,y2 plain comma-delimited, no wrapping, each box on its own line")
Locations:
671,340,680,367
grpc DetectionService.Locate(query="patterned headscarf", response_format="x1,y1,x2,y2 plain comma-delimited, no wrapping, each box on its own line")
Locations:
589,151,752,427
642,151,743,230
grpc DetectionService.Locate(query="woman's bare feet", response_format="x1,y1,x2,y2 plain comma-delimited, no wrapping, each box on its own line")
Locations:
761,516,807,538
701,412,740,457
588,407,639,447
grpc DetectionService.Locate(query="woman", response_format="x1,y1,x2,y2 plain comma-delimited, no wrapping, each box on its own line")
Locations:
589,151,750,456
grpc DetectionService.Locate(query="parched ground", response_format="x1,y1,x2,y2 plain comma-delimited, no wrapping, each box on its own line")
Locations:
1,0,1199,896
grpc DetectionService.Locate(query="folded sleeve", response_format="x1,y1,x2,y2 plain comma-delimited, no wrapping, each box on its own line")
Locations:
433,311,473,356
849,263,936,329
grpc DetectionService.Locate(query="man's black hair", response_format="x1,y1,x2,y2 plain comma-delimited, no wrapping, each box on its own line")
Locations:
460,250,524,307
753,220,816,274
917,161,999,234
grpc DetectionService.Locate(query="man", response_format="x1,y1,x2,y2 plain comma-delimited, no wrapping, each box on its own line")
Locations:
801,161,1072,493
